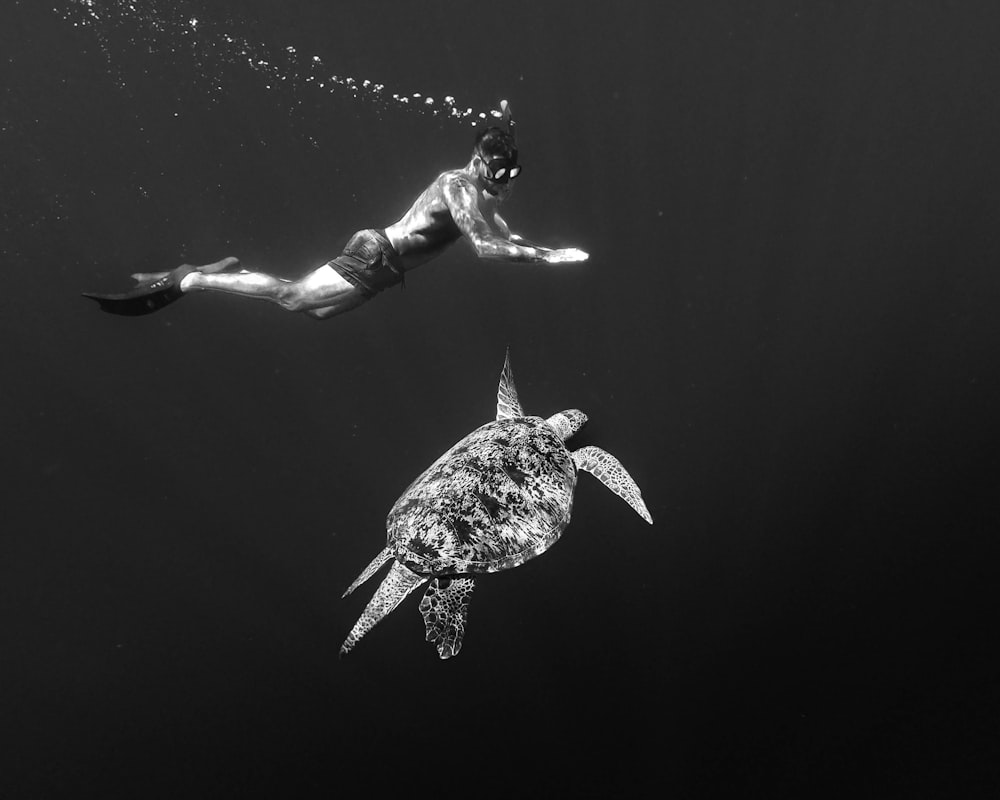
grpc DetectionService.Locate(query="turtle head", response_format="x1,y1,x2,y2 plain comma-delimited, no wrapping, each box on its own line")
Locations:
545,409,587,441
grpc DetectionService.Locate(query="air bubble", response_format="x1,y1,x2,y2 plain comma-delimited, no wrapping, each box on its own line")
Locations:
60,1,503,132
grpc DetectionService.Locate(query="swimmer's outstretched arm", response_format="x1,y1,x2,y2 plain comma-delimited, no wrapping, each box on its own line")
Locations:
500,233,587,263
495,214,587,264
509,233,549,249
445,177,588,264
494,212,551,250
471,228,587,264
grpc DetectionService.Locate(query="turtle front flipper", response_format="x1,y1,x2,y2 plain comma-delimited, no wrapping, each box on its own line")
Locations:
419,576,475,659
573,446,653,524
496,348,524,420
340,561,428,656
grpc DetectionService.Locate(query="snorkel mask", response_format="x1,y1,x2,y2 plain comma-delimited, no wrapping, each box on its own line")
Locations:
478,99,522,184
481,157,521,183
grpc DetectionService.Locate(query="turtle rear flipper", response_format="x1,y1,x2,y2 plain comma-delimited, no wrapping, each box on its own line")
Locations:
340,561,427,656
419,577,475,659
573,446,653,524
342,545,394,598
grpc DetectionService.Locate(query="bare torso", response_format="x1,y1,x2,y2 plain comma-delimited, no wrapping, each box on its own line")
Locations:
384,167,505,271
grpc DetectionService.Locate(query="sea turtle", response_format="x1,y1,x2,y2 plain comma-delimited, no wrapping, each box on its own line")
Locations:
340,350,653,659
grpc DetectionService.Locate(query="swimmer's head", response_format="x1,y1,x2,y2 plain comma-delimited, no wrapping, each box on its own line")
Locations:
474,126,517,163
472,100,520,199
474,99,518,163
473,128,520,200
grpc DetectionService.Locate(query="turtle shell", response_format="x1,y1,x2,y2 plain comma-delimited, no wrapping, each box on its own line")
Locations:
386,416,577,575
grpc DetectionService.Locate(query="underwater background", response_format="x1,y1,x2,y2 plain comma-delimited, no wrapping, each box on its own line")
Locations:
4,0,1000,795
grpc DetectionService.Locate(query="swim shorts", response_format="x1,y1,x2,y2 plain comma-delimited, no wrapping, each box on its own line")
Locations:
327,228,405,298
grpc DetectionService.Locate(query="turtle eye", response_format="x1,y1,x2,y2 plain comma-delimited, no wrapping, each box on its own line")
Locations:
494,167,507,180
508,165,521,179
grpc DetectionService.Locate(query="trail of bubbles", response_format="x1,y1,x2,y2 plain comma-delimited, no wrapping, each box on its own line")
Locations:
59,0,503,126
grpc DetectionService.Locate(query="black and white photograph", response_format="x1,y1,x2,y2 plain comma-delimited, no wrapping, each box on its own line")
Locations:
4,1,999,795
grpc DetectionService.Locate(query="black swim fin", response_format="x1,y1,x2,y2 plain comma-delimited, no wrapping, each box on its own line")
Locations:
82,257,238,316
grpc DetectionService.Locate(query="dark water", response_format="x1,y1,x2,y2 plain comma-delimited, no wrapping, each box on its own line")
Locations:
4,1,1000,795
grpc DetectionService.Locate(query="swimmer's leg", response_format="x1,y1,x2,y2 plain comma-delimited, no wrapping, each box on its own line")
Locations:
182,263,368,319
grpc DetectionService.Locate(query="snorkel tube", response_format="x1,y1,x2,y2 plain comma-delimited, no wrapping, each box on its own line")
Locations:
500,99,517,145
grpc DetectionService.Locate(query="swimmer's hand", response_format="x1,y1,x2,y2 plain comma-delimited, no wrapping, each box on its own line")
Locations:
544,248,589,264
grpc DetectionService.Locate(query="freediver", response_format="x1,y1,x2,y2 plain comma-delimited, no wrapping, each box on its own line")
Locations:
83,101,589,319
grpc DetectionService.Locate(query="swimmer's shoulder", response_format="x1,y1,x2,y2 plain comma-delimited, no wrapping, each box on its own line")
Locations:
437,168,475,187
436,169,478,202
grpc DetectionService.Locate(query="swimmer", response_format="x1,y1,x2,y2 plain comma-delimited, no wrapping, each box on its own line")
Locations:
83,100,589,320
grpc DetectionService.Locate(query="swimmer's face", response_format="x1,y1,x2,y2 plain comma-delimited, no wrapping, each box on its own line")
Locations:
475,152,518,202
485,177,514,202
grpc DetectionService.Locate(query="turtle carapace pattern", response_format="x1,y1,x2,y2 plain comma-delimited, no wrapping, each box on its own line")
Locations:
340,349,653,659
